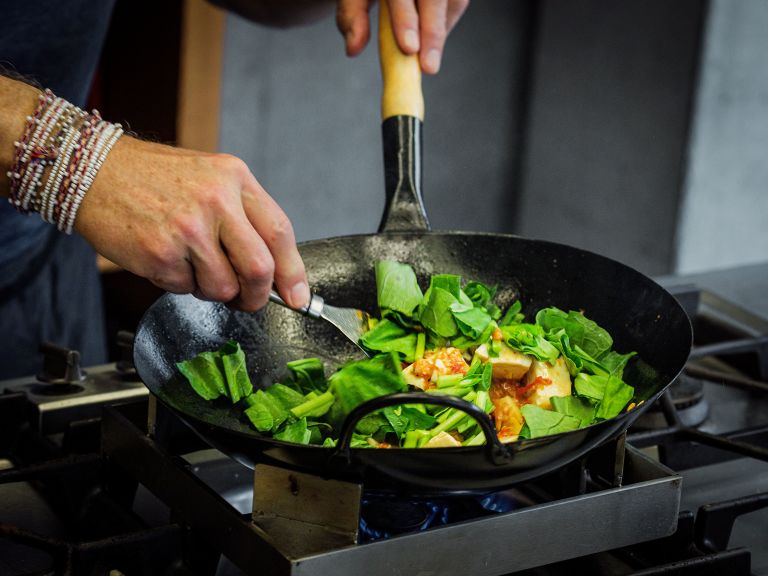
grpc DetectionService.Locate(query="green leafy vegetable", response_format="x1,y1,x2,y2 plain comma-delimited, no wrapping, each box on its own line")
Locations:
500,323,560,364
286,358,326,394
535,308,613,358
597,350,637,379
328,352,407,426
551,395,596,427
176,351,227,400
243,383,305,432
274,418,312,444
450,302,493,340
359,318,418,361
418,286,460,338
375,260,424,318
177,261,642,449
498,300,524,326
219,341,253,403
519,404,582,438
574,373,635,420
177,340,252,403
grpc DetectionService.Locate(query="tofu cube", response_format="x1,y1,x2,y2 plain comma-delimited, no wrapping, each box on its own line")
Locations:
522,357,572,409
425,431,462,448
475,343,533,380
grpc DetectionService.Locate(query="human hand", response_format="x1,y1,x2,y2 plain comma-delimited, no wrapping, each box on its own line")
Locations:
75,136,309,312
337,0,469,74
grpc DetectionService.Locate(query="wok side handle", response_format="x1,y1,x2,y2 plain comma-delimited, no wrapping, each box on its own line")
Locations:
377,0,431,234
333,392,510,466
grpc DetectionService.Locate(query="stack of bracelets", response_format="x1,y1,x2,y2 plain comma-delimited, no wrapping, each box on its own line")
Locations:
6,88,124,234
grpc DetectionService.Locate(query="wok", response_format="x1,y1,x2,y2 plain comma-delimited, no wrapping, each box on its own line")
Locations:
133,4,692,491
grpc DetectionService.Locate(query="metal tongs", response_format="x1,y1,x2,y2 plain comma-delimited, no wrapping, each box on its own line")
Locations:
269,290,372,356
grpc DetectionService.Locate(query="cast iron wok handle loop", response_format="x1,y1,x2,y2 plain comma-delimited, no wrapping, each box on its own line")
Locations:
269,290,324,319
377,0,430,234
333,392,511,466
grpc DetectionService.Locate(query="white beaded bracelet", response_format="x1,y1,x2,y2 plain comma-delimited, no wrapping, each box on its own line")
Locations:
7,90,124,234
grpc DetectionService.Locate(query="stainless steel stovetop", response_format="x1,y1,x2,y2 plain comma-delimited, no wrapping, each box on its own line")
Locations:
1,262,767,576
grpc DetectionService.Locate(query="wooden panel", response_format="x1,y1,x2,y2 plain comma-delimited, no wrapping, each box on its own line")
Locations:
177,0,225,151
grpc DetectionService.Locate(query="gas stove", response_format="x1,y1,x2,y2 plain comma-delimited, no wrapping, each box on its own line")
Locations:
1,265,767,576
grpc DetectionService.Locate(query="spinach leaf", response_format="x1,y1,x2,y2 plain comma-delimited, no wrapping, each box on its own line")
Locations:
355,412,390,436
551,395,596,427
535,308,613,358
428,274,462,299
598,350,637,380
450,320,495,351
403,406,437,430
219,341,253,403
274,418,312,444
595,376,635,420
243,383,306,433
375,260,424,317
519,404,582,438
381,405,437,440
359,318,418,361
176,351,227,400
464,281,496,307
383,406,410,438
450,302,493,340
501,323,560,364
419,286,460,338
243,391,277,432
286,358,326,394
498,300,524,326
266,383,306,410
546,329,582,376
328,352,407,425
243,391,284,432
574,373,635,420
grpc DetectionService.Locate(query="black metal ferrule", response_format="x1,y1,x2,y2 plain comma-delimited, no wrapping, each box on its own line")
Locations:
378,116,431,233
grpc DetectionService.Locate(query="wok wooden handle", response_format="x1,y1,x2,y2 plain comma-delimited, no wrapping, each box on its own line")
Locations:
379,0,424,121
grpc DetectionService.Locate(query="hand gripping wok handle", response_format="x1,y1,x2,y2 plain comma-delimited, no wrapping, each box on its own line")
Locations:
268,290,324,319
334,392,511,466
377,0,430,233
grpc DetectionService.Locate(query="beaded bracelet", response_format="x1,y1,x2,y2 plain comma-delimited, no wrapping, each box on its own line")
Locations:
6,89,124,234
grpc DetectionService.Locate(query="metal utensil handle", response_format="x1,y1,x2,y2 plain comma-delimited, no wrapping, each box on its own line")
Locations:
268,290,324,319
333,392,510,465
377,0,430,234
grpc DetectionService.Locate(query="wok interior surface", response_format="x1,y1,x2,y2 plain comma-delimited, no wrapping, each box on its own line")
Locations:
134,231,692,490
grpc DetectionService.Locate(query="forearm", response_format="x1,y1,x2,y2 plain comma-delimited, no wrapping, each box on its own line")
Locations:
0,76,42,197
207,0,335,28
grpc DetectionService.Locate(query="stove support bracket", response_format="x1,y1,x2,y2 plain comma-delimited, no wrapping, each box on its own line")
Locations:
253,464,362,557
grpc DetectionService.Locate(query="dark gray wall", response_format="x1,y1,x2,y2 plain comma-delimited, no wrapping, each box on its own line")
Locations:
675,0,768,274
516,0,705,276
218,0,767,278
219,1,529,242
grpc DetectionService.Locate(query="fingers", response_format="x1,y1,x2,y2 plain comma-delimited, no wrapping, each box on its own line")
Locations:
445,0,469,33
238,173,309,311
188,237,240,303
416,0,469,74
387,0,421,54
219,213,276,312
339,0,470,74
337,0,374,56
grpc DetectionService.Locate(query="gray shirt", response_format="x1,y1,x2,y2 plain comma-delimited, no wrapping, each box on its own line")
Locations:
0,0,116,277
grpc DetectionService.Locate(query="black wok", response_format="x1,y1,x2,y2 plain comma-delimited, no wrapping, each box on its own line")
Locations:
133,5,692,491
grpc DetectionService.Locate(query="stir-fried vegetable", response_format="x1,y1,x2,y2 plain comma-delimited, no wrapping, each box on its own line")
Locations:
176,261,641,447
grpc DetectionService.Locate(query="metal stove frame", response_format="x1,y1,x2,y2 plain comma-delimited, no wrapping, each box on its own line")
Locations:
100,399,682,576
